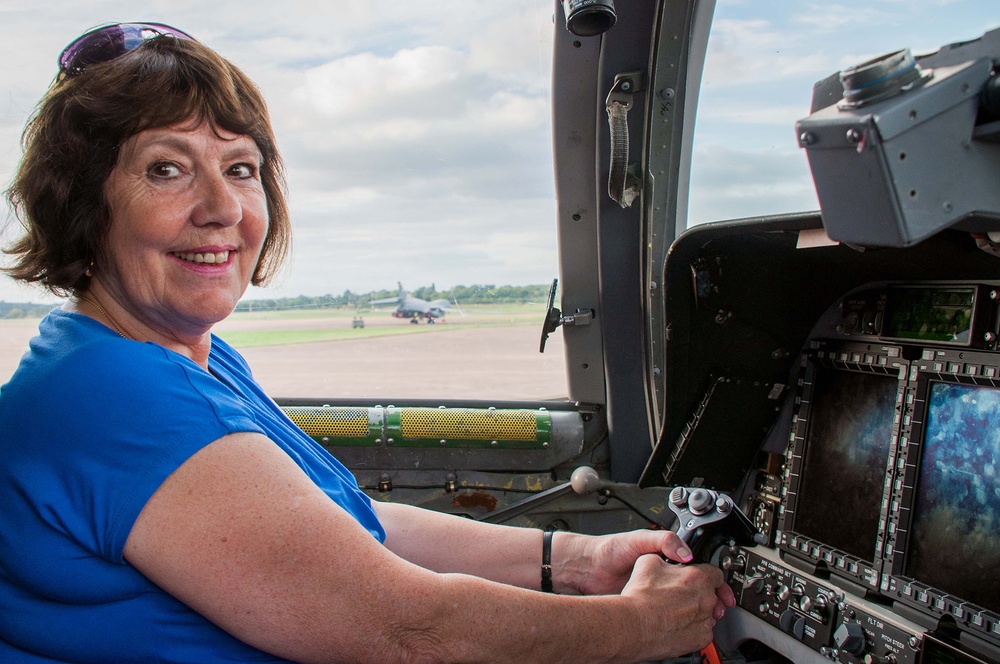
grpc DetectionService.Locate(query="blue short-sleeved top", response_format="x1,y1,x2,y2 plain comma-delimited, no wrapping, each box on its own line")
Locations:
0,309,384,662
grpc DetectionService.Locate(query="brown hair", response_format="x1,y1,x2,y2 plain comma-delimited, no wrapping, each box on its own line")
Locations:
3,35,290,295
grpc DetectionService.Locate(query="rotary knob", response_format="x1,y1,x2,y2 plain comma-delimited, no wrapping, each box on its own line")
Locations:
779,609,806,640
834,622,866,657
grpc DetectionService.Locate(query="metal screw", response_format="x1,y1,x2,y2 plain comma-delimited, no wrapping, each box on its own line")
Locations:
846,128,862,143
620,81,631,92
985,332,995,342
943,201,953,213
660,87,675,99
799,131,816,146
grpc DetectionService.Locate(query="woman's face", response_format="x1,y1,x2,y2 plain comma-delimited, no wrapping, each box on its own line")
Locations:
99,121,268,342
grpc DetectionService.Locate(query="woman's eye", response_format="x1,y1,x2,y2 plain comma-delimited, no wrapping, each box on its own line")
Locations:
148,162,181,178
229,163,258,179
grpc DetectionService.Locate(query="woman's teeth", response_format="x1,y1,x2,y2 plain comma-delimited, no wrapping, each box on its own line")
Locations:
173,250,230,264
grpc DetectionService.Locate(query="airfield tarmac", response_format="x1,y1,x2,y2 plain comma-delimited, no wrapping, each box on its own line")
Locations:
0,313,568,401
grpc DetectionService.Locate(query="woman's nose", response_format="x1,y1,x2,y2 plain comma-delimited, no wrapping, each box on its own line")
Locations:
190,172,242,227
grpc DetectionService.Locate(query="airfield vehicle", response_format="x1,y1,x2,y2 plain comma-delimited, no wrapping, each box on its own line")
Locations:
279,2,1000,662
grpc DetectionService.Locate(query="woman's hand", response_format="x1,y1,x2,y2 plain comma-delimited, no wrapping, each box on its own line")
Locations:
618,553,733,659
556,529,736,618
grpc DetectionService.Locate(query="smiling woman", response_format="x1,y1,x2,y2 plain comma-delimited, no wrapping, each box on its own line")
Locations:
0,20,732,663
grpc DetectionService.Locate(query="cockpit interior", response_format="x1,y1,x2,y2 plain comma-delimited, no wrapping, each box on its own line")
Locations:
278,4,1000,662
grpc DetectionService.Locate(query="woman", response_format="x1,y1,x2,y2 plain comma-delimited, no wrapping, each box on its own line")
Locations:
0,23,733,662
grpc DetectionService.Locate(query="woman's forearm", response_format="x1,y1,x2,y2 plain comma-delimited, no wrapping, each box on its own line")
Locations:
373,500,592,593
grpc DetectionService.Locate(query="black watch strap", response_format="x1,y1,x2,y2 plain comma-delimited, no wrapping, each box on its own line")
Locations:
541,530,554,593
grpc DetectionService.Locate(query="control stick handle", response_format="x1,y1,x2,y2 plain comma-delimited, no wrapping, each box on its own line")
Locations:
570,466,602,495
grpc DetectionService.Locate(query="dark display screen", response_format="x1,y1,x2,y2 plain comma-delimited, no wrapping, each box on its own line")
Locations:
793,366,898,562
883,287,974,344
905,382,1000,613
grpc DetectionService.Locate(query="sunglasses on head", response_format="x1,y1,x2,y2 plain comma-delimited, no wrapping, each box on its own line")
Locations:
58,22,195,77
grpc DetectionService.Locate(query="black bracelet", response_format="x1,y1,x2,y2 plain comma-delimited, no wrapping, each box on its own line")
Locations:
541,530,554,593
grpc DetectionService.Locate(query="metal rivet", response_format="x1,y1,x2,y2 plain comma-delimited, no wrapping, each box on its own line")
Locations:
799,131,816,146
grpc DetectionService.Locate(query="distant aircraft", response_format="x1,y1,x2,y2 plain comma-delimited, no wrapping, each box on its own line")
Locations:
370,283,453,324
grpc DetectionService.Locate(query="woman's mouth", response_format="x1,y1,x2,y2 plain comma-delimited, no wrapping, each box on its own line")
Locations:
171,250,231,264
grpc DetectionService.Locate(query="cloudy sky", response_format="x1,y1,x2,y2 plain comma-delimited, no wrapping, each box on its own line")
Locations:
0,0,996,304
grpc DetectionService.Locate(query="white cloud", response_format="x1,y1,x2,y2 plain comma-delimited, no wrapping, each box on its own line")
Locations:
298,47,463,118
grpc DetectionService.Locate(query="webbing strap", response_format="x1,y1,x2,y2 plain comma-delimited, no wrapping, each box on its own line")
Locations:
606,74,642,208
607,100,633,207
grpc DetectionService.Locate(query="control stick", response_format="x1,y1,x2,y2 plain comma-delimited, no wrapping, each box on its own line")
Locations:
667,486,762,562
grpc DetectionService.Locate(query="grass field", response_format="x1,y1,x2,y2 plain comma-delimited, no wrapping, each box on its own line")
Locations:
215,325,429,347
213,303,546,348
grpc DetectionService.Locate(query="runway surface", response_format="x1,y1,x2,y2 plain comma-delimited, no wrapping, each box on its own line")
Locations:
1,315,568,401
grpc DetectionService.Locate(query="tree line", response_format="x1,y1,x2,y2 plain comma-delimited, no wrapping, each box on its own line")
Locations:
233,283,553,313
0,301,58,319
0,283,555,318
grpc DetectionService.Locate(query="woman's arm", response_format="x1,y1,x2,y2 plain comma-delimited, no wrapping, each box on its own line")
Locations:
124,432,729,664
374,501,706,596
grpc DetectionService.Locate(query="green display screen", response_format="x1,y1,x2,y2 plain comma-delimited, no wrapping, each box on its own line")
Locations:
883,287,974,344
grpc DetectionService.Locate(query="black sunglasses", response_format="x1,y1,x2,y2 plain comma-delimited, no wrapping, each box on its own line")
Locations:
58,22,195,77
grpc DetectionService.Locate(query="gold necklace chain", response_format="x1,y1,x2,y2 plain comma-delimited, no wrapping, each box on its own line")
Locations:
76,293,130,339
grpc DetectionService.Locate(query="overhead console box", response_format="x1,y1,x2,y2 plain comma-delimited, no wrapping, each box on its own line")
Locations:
796,27,1000,247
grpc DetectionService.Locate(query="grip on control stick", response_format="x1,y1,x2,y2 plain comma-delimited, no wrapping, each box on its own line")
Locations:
667,486,760,561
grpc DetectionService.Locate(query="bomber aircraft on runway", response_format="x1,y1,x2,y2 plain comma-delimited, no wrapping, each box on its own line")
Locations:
370,283,454,324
